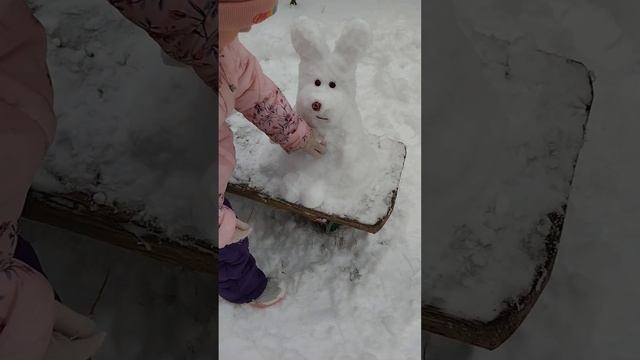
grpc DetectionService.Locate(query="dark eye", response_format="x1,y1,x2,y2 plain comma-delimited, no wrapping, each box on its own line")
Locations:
329,81,336,88
315,79,321,86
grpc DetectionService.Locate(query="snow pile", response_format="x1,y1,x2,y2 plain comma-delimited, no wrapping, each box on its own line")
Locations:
230,16,405,223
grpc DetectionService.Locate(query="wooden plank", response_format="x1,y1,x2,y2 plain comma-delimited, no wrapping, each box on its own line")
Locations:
22,190,217,276
228,140,407,234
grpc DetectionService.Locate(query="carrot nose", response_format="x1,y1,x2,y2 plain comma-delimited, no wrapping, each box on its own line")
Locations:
312,101,322,111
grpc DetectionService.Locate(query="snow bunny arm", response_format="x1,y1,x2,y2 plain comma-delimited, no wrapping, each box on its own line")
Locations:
231,40,312,153
107,0,219,93
0,1,57,358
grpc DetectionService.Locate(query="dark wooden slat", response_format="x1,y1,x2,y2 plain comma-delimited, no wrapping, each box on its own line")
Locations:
22,190,217,276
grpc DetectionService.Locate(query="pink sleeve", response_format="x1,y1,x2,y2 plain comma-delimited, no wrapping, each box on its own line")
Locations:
218,98,238,249
107,0,219,93
109,1,232,246
233,42,311,153
0,1,56,358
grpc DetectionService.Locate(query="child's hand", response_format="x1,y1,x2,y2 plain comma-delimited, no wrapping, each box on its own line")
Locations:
232,218,252,243
46,302,106,360
302,129,327,159
52,301,96,339
45,331,106,360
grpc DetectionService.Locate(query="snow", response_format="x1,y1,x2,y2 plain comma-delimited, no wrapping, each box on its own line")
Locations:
23,0,640,357
422,7,592,319
220,2,421,359
425,0,640,358
27,0,421,359
30,0,217,241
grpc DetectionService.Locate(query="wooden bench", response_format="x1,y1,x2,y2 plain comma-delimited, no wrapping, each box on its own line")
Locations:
227,139,407,234
421,33,593,350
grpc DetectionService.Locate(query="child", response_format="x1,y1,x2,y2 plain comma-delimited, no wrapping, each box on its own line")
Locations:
218,0,326,307
2,0,218,358
1,2,107,358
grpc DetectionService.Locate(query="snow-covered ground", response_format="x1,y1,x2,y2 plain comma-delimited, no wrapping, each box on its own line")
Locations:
426,0,640,359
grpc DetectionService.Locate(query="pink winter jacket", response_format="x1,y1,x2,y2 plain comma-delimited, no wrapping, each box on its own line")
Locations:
218,37,311,249
0,1,57,358
1,0,216,359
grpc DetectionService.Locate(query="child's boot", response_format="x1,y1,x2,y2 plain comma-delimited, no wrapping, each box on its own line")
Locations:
250,278,286,308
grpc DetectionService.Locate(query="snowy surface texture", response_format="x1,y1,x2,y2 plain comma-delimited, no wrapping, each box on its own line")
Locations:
422,2,591,320
229,16,406,224
425,0,640,359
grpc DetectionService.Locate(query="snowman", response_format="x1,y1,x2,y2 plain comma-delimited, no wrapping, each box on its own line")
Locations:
280,16,375,208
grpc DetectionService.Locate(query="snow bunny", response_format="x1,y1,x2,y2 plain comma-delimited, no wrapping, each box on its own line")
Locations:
283,16,373,207
292,16,372,150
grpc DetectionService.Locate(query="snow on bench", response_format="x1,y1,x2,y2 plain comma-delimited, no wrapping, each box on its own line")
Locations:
227,135,406,233
19,0,221,273
422,32,593,349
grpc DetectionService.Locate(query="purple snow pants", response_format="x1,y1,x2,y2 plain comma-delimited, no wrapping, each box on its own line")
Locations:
218,199,267,304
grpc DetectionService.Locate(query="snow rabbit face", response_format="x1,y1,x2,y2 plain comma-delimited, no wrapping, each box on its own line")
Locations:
291,17,372,128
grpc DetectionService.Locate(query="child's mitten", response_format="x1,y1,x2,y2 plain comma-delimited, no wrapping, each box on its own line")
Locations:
301,128,327,158
231,218,252,243
52,301,96,339
44,331,106,360
46,301,106,359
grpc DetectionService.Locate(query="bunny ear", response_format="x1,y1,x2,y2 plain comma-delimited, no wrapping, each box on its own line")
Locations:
334,18,372,62
291,16,331,61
